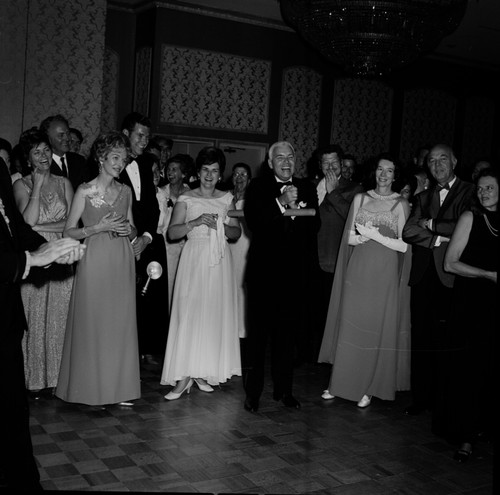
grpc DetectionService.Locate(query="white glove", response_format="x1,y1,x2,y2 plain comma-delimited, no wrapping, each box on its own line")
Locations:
355,223,407,253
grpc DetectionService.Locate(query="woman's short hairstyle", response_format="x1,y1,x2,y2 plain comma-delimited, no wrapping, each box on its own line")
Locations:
232,162,252,180
19,128,52,163
91,131,131,165
471,166,499,214
166,154,192,175
361,152,401,190
195,146,226,176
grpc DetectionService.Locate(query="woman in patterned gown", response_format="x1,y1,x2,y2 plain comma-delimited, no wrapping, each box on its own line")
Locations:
319,154,411,408
13,129,74,392
55,131,140,406
160,147,242,400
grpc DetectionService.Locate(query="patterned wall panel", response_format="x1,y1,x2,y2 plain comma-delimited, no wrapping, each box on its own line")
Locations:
134,46,152,117
331,78,393,165
23,0,106,156
400,88,457,167
160,45,271,133
100,47,120,133
278,67,322,178
0,0,28,146
461,96,495,169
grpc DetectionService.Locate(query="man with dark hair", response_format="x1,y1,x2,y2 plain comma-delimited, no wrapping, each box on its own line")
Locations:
120,112,169,365
39,114,87,190
0,161,85,490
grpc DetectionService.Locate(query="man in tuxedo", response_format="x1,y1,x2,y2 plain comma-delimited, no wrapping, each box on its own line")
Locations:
243,141,320,412
402,143,474,415
120,112,169,365
0,162,85,490
39,114,88,190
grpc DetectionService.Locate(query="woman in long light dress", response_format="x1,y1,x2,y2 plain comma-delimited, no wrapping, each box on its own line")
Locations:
154,155,191,309
318,155,411,408
228,162,252,338
13,129,74,392
160,147,242,400
56,132,140,406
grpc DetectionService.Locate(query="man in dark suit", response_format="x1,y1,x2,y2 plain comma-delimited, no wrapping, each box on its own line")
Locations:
243,141,320,412
120,112,169,365
402,143,474,415
0,162,85,490
39,114,88,190
314,145,364,357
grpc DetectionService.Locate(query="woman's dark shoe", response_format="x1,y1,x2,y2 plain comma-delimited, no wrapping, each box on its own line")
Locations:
244,396,259,413
453,442,472,463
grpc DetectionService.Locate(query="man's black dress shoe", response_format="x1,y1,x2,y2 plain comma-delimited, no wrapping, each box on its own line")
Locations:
244,396,259,413
273,393,301,409
404,404,427,415
454,443,472,463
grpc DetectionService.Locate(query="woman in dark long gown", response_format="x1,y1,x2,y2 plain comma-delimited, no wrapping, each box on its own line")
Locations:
433,166,498,462
56,132,140,406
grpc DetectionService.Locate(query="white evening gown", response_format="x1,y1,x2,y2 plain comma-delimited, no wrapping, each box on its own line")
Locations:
160,192,242,386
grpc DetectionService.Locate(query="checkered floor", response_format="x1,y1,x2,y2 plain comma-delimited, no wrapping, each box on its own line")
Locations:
28,361,494,493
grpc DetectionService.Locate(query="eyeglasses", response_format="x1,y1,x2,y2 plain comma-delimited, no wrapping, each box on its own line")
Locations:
233,172,249,177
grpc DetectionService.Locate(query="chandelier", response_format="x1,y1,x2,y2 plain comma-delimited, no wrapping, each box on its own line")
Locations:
279,0,468,76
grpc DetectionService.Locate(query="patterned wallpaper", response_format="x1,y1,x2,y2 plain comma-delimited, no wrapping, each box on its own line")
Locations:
134,47,152,117
461,96,495,169
100,47,120,134
331,78,393,165
399,88,457,167
278,66,322,178
23,0,106,157
160,45,271,133
0,0,28,146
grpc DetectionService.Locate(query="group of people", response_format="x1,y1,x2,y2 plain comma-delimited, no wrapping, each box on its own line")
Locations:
1,113,497,489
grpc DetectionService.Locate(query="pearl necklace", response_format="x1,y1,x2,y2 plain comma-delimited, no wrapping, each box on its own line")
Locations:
483,213,498,237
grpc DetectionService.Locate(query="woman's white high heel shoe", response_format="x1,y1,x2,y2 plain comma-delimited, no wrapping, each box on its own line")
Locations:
164,378,193,400
321,390,335,400
357,395,372,408
193,378,214,393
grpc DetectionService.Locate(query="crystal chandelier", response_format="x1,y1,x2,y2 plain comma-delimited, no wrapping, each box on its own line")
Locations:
279,0,468,76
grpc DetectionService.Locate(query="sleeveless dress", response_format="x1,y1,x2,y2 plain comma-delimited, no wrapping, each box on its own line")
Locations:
160,192,242,386
228,198,251,338
19,176,73,390
55,183,140,405
433,210,497,442
323,192,410,402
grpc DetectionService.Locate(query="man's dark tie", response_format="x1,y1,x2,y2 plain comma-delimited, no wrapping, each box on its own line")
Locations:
437,183,450,190
60,156,68,177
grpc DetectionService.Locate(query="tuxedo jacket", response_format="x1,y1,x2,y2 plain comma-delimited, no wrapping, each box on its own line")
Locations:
50,151,88,192
402,177,474,288
0,165,45,345
118,153,160,239
316,177,364,273
244,172,320,289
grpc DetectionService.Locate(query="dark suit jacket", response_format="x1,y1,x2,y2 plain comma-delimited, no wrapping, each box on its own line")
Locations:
402,177,474,288
316,177,364,273
50,151,87,192
119,153,160,239
244,173,320,291
0,165,45,345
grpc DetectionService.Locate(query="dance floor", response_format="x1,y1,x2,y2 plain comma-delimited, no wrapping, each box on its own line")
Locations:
28,360,494,493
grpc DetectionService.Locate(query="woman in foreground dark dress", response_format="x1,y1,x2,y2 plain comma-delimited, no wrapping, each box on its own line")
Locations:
433,166,497,462
56,131,140,406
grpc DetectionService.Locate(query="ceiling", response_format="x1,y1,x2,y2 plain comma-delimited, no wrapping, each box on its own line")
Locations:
113,0,500,72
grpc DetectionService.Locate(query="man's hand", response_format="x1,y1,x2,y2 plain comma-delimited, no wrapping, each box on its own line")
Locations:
30,238,86,267
132,235,151,256
279,185,298,208
324,169,339,193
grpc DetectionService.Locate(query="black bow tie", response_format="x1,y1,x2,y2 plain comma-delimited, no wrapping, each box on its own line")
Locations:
437,183,450,191
280,181,292,187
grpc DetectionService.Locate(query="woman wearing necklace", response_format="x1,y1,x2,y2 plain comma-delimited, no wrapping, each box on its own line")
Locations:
319,154,411,408
13,129,74,394
433,166,498,463
56,131,141,406
160,147,242,400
